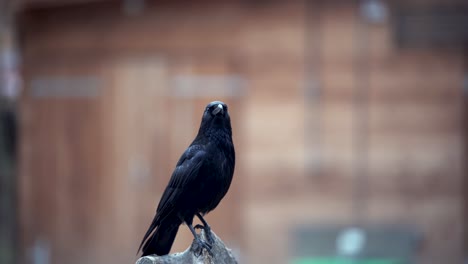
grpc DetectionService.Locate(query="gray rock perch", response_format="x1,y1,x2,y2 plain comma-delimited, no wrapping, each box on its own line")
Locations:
135,230,237,264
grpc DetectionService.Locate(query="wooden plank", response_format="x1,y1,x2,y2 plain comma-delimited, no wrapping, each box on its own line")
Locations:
20,63,104,264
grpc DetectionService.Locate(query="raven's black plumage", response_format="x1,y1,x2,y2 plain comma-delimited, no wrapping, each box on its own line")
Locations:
138,101,235,256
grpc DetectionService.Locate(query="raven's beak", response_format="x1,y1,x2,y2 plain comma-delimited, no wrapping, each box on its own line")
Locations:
212,104,224,115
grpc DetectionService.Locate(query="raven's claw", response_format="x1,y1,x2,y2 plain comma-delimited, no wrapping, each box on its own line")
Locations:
193,224,214,244
203,226,214,244
192,237,213,256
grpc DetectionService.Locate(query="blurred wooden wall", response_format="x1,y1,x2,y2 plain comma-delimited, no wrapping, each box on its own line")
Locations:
17,0,468,264
18,2,245,263
241,1,466,263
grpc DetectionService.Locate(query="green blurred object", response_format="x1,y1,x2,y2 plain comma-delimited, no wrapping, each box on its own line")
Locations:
291,257,403,264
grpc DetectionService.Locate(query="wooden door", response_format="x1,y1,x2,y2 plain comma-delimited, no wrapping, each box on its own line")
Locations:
19,61,107,264
96,56,244,260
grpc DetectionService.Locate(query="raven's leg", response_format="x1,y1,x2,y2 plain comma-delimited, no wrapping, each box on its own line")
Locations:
195,213,214,244
187,222,212,256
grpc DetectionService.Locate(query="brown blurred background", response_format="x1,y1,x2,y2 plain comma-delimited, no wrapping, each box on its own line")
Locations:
1,0,468,263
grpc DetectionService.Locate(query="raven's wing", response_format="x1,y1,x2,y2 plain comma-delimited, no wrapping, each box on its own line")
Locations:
156,145,206,217
138,145,206,253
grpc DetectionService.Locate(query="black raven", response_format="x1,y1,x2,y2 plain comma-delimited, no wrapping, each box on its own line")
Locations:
138,101,235,256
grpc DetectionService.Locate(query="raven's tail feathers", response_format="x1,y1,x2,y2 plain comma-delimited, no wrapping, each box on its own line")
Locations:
139,221,180,257
137,216,157,255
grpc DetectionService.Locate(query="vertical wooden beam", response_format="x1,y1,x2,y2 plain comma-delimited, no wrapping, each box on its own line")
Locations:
462,47,468,262
352,0,371,225
0,0,19,263
304,0,323,177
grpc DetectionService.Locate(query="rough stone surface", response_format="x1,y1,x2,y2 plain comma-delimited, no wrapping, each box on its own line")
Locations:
136,230,237,264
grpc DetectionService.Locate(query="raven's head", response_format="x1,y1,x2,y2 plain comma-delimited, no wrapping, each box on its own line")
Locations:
206,101,227,117
199,101,231,133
